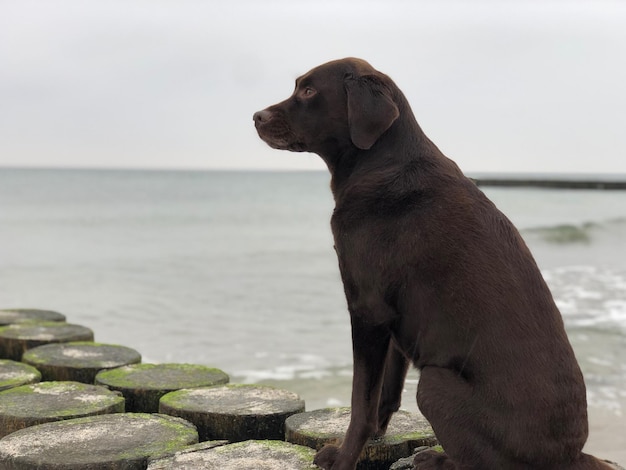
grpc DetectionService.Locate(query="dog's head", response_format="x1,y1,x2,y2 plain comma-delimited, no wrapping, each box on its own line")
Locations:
253,58,400,156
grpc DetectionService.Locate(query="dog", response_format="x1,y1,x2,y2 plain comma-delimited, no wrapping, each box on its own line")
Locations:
253,58,615,470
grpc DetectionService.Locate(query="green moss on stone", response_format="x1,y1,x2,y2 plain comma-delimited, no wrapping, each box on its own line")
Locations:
212,440,315,463
0,309,66,325
116,414,199,460
386,430,435,444
0,360,41,391
95,363,229,389
0,381,124,418
0,322,92,340
258,439,316,461
0,413,199,466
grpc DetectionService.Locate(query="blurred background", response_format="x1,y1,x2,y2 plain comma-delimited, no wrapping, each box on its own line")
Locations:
1,0,625,464
1,0,625,173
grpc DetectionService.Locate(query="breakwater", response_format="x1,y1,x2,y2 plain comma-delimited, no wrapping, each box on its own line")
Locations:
470,173,626,190
0,308,436,469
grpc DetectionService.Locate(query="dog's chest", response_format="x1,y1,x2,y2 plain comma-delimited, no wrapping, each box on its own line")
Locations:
330,208,400,278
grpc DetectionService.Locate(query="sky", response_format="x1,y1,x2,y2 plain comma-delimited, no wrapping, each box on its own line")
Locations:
1,0,625,174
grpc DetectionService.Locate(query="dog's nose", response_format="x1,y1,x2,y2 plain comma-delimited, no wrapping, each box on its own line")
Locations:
253,109,272,124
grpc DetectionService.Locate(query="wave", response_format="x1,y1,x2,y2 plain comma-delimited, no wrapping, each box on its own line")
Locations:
521,217,626,245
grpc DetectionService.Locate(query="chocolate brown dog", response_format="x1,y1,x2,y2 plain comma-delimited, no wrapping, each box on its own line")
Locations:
253,58,613,470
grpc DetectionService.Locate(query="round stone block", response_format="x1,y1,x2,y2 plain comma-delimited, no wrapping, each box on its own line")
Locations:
0,381,125,438
0,322,94,360
22,342,141,383
95,363,229,412
0,360,41,391
159,384,305,442
0,309,66,326
0,413,198,469
147,440,315,470
285,408,438,470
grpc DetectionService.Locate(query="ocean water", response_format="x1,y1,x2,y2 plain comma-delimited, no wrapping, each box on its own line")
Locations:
1,169,625,457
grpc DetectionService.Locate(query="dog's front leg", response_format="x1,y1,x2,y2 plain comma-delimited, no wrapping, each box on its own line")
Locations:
314,315,391,470
376,340,409,437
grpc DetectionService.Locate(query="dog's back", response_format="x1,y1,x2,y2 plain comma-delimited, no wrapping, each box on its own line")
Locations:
255,57,617,470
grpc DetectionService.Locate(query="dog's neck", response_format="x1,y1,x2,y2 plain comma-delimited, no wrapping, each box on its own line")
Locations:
321,107,448,203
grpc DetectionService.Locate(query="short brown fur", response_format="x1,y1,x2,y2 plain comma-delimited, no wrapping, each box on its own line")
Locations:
253,58,613,470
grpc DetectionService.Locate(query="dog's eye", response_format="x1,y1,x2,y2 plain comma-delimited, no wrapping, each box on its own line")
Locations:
301,87,317,98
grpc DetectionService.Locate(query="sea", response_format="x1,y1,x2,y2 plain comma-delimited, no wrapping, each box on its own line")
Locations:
1,168,625,461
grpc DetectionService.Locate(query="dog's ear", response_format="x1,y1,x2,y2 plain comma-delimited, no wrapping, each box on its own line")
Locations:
345,74,400,150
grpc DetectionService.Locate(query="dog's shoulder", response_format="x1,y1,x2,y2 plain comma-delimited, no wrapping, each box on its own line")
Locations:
331,161,436,225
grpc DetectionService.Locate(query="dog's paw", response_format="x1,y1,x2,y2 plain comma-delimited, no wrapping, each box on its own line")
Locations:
313,444,341,469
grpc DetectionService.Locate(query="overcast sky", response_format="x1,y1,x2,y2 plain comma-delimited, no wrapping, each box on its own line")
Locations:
1,0,625,173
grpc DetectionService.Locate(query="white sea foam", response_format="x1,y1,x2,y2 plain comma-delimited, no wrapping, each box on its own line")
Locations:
543,266,626,333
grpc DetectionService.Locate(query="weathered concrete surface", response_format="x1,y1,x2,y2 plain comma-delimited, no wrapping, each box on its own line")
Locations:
0,309,66,326
95,363,228,412
286,408,437,470
0,359,41,391
22,342,141,383
0,413,198,469
0,322,94,360
147,440,315,470
0,381,125,437
160,384,305,442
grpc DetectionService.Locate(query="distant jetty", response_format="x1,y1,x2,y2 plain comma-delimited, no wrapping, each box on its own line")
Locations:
470,173,626,190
